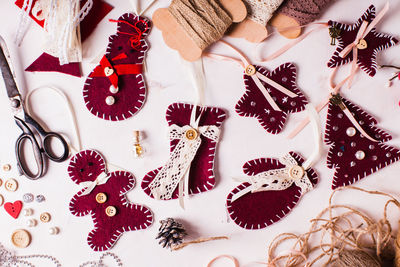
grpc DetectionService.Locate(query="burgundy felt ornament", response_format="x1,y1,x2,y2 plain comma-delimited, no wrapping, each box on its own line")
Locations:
226,152,318,230
83,13,151,121
141,103,226,203
325,94,400,189
236,63,308,134
327,4,398,77
68,149,153,251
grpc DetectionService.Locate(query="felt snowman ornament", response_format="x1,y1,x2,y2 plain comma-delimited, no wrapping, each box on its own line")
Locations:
83,13,151,121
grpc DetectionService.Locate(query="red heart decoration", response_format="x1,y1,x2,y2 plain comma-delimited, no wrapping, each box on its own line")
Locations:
4,201,23,219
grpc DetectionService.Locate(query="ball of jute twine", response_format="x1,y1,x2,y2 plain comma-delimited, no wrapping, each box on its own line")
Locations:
267,186,400,267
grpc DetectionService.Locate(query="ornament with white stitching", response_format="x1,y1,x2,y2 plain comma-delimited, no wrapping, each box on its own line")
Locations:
68,149,153,251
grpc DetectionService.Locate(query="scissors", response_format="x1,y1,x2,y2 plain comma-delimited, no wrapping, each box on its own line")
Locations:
0,37,69,180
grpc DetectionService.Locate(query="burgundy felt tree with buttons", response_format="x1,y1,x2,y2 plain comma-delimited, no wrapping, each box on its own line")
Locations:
325,95,400,189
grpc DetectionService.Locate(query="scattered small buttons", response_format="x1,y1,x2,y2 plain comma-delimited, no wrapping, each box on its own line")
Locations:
49,227,59,235
26,219,37,227
23,208,33,216
11,229,31,248
5,178,18,192
355,150,365,160
23,193,34,203
96,193,107,204
2,164,11,172
36,195,45,203
105,206,117,217
346,127,356,137
0,194,3,206
40,212,51,223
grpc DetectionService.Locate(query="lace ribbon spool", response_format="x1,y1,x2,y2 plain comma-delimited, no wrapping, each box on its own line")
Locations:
231,104,321,202
168,0,233,51
244,0,283,26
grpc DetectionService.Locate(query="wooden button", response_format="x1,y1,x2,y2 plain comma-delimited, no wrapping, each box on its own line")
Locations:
356,39,367,49
0,194,3,206
2,164,11,171
11,229,31,248
40,212,51,223
245,65,256,76
0,178,3,187
96,193,107,204
5,179,18,192
185,129,198,141
104,67,114,77
288,165,305,180
105,206,117,217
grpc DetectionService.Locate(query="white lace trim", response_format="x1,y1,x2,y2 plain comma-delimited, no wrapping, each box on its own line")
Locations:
149,124,220,200
244,0,284,25
231,153,313,202
43,0,93,64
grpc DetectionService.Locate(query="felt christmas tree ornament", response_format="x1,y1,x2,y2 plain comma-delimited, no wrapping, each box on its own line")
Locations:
141,103,226,205
327,4,398,78
226,105,321,229
325,94,400,189
68,149,153,251
207,41,308,134
152,0,247,61
228,0,284,43
82,13,151,121
269,0,332,39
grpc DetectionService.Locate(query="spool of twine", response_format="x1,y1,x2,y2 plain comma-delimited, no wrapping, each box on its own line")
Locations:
244,0,283,26
395,221,400,267
278,0,332,25
168,0,232,50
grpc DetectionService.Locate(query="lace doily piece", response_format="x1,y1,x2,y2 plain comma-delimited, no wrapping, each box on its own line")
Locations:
244,0,284,25
149,124,220,200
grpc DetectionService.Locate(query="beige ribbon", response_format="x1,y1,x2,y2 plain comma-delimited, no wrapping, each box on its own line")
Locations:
79,172,110,196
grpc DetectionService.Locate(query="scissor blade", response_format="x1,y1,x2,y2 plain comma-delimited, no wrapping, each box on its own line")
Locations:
0,38,19,98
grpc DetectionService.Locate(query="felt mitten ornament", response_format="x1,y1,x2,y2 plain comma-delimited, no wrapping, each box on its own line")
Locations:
141,103,226,206
83,13,151,121
325,94,400,189
226,105,320,229
327,4,398,77
68,150,153,251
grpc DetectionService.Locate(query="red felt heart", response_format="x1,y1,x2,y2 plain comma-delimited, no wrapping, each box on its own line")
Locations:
4,201,23,219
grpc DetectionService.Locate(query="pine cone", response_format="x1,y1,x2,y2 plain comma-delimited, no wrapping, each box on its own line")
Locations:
156,218,187,249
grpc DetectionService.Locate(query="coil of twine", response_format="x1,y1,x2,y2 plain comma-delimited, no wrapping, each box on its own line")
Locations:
268,186,400,267
168,0,232,50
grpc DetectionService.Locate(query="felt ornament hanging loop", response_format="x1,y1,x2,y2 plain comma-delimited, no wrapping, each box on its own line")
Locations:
152,0,247,61
226,104,322,230
207,40,308,134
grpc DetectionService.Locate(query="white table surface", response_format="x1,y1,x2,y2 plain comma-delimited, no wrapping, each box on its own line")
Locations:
0,0,399,266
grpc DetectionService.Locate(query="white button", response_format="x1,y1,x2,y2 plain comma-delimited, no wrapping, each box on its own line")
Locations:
104,67,114,76
109,85,119,94
5,179,18,192
105,96,115,105
288,165,305,180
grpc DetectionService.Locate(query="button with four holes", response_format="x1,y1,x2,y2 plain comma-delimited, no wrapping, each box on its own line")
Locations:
96,193,107,204
105,206,117,217
5,178,18,192
11,229,31,248
185,128,198,141
39,212,51,223
245,65,256,76
2,164,11,171
288,165,305,180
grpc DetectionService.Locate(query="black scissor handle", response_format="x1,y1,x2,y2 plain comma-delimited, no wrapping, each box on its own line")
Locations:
42,132,69,162
15,133,45,180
